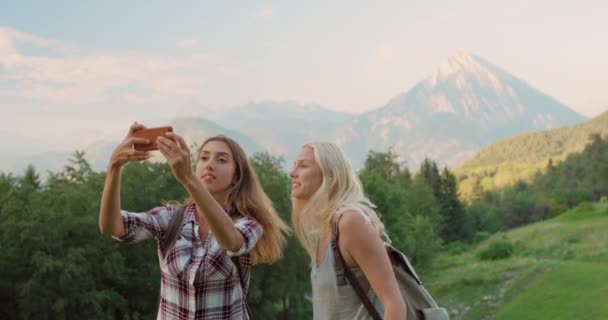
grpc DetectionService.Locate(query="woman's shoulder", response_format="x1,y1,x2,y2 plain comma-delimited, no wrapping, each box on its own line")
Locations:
233,215,262,231
140,205,187,225
335,209,384,268
337,210,376,240
151,204,182,215
125,205,174,216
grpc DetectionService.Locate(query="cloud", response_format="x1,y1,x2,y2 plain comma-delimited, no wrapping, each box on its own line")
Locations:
253,7,275,19
0,27,73,51
175,37,198,48
0,27,79,60
0,26,210,106
150,75,204,95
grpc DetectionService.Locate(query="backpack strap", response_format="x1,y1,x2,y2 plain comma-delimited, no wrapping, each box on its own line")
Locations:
231,255,252,318
160,205,251,317
161,206,248,287
161,206,187,258
331,220,347,286
331,220,383,320
158,206,186,313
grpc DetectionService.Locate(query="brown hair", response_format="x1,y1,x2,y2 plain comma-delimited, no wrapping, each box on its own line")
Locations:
193,135,289,264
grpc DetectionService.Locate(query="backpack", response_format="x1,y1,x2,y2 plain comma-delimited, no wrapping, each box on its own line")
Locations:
331,222,450,320
160,206,251,317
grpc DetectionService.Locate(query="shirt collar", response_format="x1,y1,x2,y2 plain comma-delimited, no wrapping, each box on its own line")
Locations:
182,203,236,224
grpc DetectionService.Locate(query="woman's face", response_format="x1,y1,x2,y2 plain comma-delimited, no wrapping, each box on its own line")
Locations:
195,140,237,197
290,146,324,200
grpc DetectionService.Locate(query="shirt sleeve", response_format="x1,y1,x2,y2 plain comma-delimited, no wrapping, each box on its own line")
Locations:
112,206,172,244
226,217,264,256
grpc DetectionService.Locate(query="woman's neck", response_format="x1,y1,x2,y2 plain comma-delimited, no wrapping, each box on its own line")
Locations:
295,198,309,211
210,191,229,210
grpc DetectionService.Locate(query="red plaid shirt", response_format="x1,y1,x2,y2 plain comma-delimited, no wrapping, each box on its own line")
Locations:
115,204,263,320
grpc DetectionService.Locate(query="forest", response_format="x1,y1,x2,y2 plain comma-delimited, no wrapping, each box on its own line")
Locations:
0,134,606,319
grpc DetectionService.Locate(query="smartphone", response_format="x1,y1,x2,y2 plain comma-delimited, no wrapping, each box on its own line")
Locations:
132,126,173,151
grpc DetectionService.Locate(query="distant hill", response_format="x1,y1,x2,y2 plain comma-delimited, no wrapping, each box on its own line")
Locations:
0,117,264,176
169,117,264,154
209,101,353,156
461,111,608,168
456,111,608,198
0,151,73,176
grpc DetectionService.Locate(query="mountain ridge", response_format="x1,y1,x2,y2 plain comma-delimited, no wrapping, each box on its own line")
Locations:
0,52,589,175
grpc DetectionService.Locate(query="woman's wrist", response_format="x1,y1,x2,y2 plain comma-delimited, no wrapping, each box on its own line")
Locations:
181,173,202,191
108,160,124,172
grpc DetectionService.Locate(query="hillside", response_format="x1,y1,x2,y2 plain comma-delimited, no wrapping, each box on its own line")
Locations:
455,111,608,199
424,201,608,320
462,111,608,168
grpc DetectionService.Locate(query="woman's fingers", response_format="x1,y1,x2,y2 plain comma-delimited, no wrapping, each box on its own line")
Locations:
132,150,150,157
127,122,146,137
157,140,171,159
157,136,191,174
110,123,150,168
129,153,150,161
128,137,151,148
124,149,150,161
157,137,180,163
167,132,190,153
110,146,149,168
157,136,178,154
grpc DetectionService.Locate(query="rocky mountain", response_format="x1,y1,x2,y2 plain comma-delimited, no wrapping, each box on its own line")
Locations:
182,100,353,156
330,52,586,168
1,53,590,175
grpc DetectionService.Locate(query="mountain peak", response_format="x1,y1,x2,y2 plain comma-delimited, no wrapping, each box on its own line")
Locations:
350,52,586,169
434,52,489,81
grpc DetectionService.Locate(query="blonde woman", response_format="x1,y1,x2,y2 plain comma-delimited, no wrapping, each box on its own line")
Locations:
290,142,406,320
99,123,289,319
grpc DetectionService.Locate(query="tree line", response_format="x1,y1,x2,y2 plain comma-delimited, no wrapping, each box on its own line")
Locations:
1,134,606,319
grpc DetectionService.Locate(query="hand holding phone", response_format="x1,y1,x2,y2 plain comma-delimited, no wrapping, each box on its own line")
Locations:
132,126,173,151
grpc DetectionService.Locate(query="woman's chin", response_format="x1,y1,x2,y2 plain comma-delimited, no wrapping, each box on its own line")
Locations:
291,192,309,201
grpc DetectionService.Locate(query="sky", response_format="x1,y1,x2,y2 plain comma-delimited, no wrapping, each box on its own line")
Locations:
1,0,607,149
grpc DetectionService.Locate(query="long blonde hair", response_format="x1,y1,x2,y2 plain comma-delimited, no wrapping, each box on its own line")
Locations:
292,142,388,259
183,135,290,264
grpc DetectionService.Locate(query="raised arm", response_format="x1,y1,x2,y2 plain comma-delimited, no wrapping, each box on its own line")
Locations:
339,211,407,320
99,123,151,237
157,133,244,252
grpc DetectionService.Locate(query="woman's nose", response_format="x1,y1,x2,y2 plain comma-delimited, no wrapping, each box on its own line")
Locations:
203,160,214,171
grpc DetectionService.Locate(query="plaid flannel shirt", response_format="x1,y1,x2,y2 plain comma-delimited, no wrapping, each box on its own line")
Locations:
114,204,263,320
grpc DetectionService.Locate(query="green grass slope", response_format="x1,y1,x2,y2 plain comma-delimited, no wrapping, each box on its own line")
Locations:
494,262,608,320
423,200,608,320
